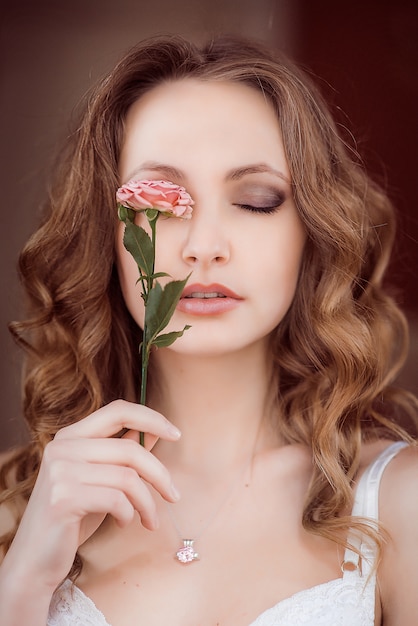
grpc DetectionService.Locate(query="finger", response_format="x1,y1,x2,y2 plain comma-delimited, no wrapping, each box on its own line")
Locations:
73,484,136,529
55,399,181,441
45,438,180,503
122,429,159,452
144,433,159,451
122,429,140,443
78,462,159,530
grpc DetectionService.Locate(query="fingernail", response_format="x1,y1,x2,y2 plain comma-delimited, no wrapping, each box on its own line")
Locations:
170,483,181,501
166,423,181,439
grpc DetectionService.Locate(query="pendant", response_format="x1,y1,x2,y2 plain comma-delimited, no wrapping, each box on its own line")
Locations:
175,539,199,564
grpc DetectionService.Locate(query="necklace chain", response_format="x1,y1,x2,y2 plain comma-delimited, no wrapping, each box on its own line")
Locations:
166,452,254,564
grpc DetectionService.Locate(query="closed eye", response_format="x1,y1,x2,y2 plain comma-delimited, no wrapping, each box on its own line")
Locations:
231,185,287,215
234,202,283,215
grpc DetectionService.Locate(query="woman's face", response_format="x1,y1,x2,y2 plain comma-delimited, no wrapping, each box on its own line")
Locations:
116,79,306,356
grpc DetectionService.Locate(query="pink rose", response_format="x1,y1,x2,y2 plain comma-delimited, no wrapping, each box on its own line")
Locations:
116,179,194,218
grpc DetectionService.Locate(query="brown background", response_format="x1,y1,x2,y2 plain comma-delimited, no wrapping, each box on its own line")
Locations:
1,0,417,450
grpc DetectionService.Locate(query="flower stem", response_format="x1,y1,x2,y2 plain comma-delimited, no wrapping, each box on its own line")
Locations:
139,344,148,447
149,213,157,290
138,211,158,447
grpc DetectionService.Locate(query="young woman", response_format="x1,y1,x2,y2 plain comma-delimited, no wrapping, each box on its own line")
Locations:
0,35,417,626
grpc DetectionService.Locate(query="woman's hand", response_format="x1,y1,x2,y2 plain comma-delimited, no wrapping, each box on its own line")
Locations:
0,400,180,608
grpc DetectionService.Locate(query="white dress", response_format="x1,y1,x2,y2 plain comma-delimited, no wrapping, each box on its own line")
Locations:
47,441,408,626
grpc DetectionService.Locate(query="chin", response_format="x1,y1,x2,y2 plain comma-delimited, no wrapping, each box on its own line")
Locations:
160,331,268,360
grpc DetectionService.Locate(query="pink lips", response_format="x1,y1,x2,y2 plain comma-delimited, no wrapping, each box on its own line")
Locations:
177,283,243,316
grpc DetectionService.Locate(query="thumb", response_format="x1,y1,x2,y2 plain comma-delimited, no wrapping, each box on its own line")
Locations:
122,429,159,451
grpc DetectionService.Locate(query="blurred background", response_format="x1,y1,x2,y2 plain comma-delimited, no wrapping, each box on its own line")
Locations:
1,0,417,450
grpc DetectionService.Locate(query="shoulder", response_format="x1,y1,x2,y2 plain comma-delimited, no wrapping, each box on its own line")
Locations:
377,443,418,625
379,443,418,516
378,442,418,526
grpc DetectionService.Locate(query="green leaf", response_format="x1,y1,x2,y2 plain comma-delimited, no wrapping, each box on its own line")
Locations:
145,208,159,222
150,272,171,280
118,204,135,223
151,326,191,348
144,282,163,340
145,275,191,344
123,220,154,278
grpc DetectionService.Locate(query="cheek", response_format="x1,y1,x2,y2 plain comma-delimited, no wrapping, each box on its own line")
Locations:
259,219,306,318
152,218,186,270
115,224,145,327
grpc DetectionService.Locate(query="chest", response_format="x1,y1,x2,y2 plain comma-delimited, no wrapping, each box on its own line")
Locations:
77,483,343,626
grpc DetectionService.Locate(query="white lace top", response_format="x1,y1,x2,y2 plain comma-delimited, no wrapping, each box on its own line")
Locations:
47,441,407,626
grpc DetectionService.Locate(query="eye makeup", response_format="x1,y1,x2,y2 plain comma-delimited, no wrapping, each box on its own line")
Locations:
232,186,286,215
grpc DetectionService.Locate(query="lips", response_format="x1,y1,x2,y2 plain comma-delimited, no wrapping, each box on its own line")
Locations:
181,283,241,299
177,283,242,316
184,291,226,299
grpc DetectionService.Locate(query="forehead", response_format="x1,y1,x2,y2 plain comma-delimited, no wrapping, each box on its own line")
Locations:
119,78,289,182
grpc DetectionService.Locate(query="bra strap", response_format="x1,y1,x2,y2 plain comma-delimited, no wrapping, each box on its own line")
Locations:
342,441,408,577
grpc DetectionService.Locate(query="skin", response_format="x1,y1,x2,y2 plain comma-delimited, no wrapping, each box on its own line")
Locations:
1,79,418,626
116,79,307,358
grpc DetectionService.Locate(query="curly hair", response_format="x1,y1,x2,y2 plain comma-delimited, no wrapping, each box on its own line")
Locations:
1,34,417,573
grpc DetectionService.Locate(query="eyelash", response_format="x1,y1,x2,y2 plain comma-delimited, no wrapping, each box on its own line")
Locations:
241,204,278,214
234,201,283,215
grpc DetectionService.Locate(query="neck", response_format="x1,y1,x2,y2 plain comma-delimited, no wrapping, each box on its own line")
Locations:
147,342,280,472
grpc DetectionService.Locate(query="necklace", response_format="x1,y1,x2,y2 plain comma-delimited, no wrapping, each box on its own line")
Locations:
166,453,254,564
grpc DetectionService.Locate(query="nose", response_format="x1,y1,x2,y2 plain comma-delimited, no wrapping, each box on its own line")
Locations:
181,202,230,268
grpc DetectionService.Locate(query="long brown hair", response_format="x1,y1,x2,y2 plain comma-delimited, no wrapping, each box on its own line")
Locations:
1,34,417,569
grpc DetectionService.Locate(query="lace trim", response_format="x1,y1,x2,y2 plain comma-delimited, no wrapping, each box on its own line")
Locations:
48,571,374,626
48,580,110,626
249,572,375,625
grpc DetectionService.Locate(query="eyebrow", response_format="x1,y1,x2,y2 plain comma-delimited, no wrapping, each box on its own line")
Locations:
125,161,291,185
125,162,185,183
226,164,290,184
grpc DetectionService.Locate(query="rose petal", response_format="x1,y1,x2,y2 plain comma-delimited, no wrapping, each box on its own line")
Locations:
116,179,194,218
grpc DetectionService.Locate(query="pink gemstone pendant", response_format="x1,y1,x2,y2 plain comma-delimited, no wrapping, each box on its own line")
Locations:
176,539,199,564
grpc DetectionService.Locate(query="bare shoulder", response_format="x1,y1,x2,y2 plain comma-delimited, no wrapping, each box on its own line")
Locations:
377,443,418,625
379,443,418,512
